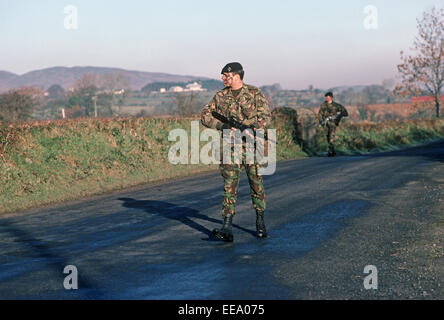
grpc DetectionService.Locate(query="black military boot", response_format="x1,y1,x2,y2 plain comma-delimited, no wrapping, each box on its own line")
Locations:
328,146,336,157
212,215,234,242
256,210,268,238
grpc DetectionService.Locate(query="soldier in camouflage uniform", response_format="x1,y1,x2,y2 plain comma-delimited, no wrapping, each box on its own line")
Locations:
201,62,271,242
316,92,348,157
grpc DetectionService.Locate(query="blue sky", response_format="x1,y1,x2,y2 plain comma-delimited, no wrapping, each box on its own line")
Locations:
0,0,442,89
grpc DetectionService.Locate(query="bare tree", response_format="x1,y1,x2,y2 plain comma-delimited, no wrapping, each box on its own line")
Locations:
101,72,130,115
394,7,444,117
75,74,99,91
69,74,99,116
173,91,203,116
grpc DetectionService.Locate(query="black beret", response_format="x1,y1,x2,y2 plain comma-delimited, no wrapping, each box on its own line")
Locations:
325,91,333,97
221,62,243,74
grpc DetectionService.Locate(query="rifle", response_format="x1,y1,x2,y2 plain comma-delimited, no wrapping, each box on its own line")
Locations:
211,111,277,144
320,112,341,126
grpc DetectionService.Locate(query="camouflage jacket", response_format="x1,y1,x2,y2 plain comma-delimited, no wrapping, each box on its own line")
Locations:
316,101,348,125
201,84,271,131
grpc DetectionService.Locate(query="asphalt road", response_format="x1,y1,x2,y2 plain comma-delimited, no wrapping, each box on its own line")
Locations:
0,141,443,299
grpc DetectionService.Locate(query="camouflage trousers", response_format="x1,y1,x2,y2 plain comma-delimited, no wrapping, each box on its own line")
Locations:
220,161,266,217
326,123,337,153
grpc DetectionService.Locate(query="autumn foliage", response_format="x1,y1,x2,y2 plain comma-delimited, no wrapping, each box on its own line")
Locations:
395,7,444,117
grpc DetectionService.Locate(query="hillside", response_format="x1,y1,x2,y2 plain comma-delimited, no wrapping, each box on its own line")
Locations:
0,71,19,92
0,66,210,92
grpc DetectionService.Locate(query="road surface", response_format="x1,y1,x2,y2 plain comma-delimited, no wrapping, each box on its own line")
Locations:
0,141,443,299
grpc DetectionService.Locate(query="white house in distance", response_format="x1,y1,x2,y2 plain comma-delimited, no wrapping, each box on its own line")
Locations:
185,82,207,92
169,86,184,92
165,82,207,93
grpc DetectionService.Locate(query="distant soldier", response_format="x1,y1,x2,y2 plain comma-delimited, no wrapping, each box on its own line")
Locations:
201,62,271,242
316,92,348,157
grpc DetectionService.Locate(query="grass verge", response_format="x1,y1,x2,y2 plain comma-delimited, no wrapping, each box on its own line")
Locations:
1,111,443,214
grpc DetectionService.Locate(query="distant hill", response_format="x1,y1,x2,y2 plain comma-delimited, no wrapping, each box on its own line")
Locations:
0,70,17,80
0,71,19,92
0,66,210,92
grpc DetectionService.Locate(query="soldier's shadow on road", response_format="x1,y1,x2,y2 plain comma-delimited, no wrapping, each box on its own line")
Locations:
118,197,256,241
